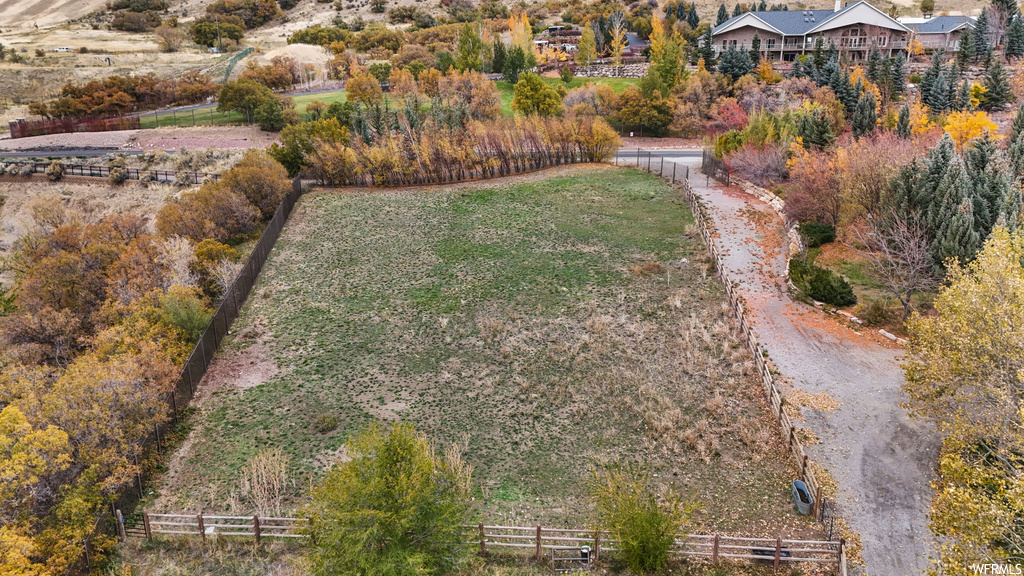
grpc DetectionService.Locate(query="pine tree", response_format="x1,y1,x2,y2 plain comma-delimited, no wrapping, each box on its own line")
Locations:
1008,17,1024,59
789,56,807,79
750,33,761,62
998,180,1023,228
935,197,982,268
677,2,687,19
953,80,973,111
698,31,717,69
716,3,729,25
687,4,700,29
890,55,906,94
1009,102,1024,179
895,105,910,138
922,133,957,213
732,3,742,16
964,135,1003,235
957,26,975,66
981,60,1012,110
866,46,883,83
852,91,877,138
812,36,826,75
758,0,767,9
974,9,991,59
719,45,754,79
920,52,945,110
797,109,835,148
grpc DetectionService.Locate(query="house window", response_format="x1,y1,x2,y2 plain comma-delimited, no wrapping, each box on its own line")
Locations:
767,38,776,49
730,39,737,47
722,40,727,48
840,27,867,48
877,35,887,47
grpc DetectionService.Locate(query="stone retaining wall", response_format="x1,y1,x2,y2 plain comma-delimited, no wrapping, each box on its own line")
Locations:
575,63,649,78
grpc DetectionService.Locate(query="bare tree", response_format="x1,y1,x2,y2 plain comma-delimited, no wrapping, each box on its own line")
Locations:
154,25,185,53
856,212,937,321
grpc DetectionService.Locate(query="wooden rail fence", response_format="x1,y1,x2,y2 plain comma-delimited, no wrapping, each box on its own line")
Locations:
122,514,845,572
626,150,845,576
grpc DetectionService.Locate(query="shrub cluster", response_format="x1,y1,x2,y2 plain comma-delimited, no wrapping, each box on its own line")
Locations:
798,221,836,248
789,258,857,307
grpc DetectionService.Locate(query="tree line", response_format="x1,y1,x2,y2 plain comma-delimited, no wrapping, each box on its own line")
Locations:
0,150,292,574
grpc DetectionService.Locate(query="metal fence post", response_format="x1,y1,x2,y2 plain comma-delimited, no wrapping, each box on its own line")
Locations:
198,513,206,540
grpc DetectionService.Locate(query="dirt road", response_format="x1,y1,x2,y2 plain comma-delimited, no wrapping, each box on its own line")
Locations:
640,155,940,576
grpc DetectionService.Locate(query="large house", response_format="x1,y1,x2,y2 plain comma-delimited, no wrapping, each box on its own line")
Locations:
710,1,910,61
898,15,975,52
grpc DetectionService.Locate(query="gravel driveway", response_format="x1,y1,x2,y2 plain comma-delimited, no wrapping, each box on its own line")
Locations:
635,155,941,576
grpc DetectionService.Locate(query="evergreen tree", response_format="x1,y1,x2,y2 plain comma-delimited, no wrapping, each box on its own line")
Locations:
687,4,700,29
491,39,506,75
758,0,767,9
964,135,1003,234
931,153,973,235
953,80,973,111
896,105,911,138
935,197,982,269
957,26,976,65
812,36,826,75
750,33,761,62
1009,102,1024,179
920,52,944,110
928,70,950,112
852,91,877,138
732,3,742,16
503,45,527,84
698,31,717,69
886,160,926,221
716,3,729,25
866,46,883,83
889,55,906,96
1007,16,1024,59
998,180,1023,228
719,45,754,79
790,56,807,79
797,109,835,148
922,133,957,213
677,2,687,19
982,60,1013,109
974,9,991,58
993,0,1021,20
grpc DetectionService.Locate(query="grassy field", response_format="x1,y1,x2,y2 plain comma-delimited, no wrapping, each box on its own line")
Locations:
153,166,814,538
136,76,639,129
495,77,639,115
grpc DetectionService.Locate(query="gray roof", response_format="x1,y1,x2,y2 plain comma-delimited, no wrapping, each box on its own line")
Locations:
712,3,859,36
902,16,974,34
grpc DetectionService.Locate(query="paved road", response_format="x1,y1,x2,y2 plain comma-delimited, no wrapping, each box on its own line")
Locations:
624,153,939,576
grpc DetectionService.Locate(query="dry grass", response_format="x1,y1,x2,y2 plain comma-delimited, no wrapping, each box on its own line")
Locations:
152,168,819,539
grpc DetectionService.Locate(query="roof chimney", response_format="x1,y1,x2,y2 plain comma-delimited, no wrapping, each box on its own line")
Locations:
834,0,841,11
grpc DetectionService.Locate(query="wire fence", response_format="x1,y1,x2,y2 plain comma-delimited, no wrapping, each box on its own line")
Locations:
700,149,731,186
0,160,220,185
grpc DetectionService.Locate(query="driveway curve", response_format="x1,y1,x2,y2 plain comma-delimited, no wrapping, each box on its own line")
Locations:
640,154,940,576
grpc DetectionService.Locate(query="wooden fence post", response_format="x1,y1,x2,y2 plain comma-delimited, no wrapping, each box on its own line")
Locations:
198,513,206,540
535,525,542,562
838,538,846,576
672,162,676,183
711,534,719,564
774,536,782,570
478,523,486,555
254,515,261,544
143,512,152,541
115,508,126,542
593,531,600,562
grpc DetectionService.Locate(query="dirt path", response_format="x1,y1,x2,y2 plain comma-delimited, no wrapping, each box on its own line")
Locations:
638,156,940,576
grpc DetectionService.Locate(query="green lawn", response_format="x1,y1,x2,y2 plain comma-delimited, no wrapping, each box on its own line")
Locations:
291,89,348,113
138,107,247,129
496,76,639,115
154,168,813,536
